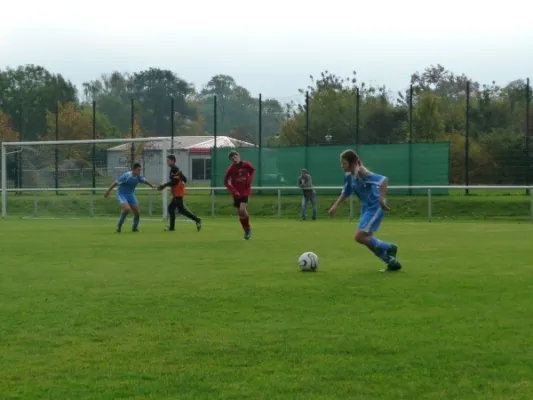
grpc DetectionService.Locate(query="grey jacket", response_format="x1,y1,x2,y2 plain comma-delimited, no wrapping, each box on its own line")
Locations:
298,174,315,199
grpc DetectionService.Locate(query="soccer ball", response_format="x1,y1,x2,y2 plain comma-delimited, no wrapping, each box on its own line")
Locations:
298,252,319,272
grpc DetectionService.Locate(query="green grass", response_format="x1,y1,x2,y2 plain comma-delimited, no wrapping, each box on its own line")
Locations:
1,218,533,399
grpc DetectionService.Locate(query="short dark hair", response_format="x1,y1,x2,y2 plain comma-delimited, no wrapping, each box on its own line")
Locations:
132,162,142,169
167,155,176,163
340,149,359,165
228,150,239,160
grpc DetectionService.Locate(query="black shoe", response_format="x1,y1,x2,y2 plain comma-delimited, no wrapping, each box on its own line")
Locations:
196,219,202,232
381,258,402,272
116,228,121,233
132,228,140,233
165,227,175,232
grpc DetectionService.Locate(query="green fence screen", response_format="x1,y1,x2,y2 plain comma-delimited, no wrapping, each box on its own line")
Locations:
212,143,450,195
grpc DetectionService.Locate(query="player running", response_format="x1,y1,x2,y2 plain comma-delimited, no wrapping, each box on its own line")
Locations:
328,149,402,272
104,162,156,233
158,154,201,232
224,150,255,240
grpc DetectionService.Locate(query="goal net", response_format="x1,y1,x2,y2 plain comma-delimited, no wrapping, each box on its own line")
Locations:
1,137,170,218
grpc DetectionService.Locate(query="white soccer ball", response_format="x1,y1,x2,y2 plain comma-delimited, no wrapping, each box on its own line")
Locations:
298,252,319,272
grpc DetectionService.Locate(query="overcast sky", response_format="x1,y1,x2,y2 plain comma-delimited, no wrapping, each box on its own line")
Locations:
2,0,533,101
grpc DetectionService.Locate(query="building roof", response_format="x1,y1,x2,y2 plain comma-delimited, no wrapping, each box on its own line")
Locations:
107,136,255,152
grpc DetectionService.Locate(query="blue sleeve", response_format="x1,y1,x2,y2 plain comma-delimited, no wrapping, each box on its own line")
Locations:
362,172,386,186
138,175,147,183
342,174,352,197
115,173,128,185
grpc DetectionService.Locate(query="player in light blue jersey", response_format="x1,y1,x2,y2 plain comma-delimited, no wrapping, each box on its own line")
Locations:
104,162,156,233
328,149,402,272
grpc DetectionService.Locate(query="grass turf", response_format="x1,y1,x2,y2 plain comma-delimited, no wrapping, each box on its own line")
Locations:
1,218,533,399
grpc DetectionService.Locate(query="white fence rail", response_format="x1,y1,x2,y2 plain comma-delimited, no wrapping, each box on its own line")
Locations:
1,185,533,221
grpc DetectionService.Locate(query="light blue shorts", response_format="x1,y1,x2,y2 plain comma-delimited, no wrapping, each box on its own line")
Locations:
117,192,138,206
358,208,384,233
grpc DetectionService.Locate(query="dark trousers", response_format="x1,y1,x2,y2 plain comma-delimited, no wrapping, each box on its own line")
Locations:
168,197,200,229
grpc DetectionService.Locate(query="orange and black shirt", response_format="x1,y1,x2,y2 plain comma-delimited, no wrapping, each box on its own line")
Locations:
167,166,186,197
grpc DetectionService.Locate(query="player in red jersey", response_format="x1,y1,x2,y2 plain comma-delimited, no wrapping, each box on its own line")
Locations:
224,150,255,240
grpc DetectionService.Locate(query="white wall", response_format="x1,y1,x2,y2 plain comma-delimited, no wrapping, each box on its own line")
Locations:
106,149,205,185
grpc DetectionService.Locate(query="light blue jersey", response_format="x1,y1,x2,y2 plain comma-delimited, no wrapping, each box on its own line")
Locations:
116,171,146,195
342,170,387,233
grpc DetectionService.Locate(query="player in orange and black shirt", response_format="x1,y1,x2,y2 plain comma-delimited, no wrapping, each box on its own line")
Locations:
158,155,201,232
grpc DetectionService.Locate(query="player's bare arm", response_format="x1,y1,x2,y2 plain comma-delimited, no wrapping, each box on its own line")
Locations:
144,179,157,190
328,193,346,216
104,182,117,198
379,177,391,211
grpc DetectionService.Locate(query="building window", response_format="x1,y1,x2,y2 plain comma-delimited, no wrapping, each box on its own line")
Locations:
191,158,212,181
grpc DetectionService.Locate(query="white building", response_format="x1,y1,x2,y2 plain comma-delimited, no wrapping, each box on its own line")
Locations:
106,136,255,184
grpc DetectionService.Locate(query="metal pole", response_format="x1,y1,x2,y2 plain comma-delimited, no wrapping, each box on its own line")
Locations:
305,91,309,169
161,147,168,220
355,87,360,150
258,93,262,190
277,189,281,218
17,103,23,189
526,78,531,195
408,85,413,196
170,97,175,152
92,100,96,195
465,81,471,195
55,102,59,195
213,95,217,188
130,98,135,165
1,143,7,217
428,188,432,222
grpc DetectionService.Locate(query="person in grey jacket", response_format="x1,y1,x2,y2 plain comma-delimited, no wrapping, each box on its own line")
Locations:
298,169,317,220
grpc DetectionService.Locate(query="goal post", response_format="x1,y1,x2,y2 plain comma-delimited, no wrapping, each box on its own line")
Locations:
1,137,170,218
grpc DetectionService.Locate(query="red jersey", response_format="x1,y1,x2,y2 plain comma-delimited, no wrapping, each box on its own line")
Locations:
224,161,255,198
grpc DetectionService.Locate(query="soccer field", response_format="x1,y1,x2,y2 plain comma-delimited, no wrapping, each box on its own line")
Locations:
1,218,533,399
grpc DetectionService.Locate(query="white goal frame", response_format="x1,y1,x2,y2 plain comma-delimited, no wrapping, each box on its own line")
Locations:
1,137,169,218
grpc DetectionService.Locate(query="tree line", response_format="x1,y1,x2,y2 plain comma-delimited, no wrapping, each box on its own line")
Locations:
0,63,531,184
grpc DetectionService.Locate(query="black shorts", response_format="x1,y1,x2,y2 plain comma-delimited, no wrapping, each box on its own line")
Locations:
233,196,249,208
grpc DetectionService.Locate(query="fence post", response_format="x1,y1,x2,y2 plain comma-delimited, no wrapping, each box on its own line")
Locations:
212,95,217,189
305,92,310,169
530,188,533,224
526,78,531,195
148,189,153,217
170,97,175,151
277,189,281,218
211,189,215,217
55,102,59,195
130,98,135,165
90,197,94,217
34,191,38,217
408,85,413,196
17,103,23,190
161,147,168,220
92,100,96,195
428,188,432,222
465,81,471,195
355,87,360,151
258,93,262,193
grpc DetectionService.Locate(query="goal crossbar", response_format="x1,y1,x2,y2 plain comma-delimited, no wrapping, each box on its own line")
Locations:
1,137,169,218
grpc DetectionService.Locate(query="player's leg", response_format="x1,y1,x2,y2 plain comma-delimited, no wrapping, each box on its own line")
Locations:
166,197,178,231
355,209,400,270
175,197,202,231
129,195,141,232
301,196,308,220
311,194,317,220
116,194,131,233
238,198,251,239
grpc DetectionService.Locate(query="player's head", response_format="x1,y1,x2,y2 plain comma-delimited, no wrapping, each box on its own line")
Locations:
167,154,176,167
228,151,240,165
131,162,142,176
340,149,361,174
301,168,308,176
